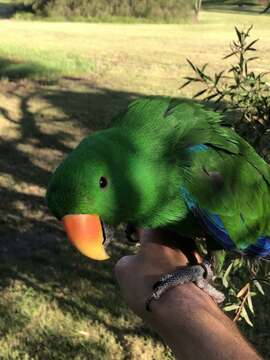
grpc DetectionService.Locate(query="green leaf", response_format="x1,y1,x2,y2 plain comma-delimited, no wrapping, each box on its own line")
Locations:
244,62,248,76
197,67,212,82
237,283,249,298
186,58,197,72
223,51,237,60
205,93,219,101
202,63,208,72
235,26,242,43
193,88,208,98
241,306,253,327
247,25,253,36
254,280,265,295
246,57,259,63
222,262,233,288
247,292,254,315
228,65,238,74
215,93,226,104
223,304,239,312
245,39,258,51
234,257,244,269
179,80,192,90
214,71,224,86
185,77,202,82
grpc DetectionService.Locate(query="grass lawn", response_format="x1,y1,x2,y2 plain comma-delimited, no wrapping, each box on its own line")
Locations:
0,9,269,359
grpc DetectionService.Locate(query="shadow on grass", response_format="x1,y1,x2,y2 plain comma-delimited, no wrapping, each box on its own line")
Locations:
0,230,160,358
0,58,269,358
0,75,166,357
0,57,51,80
0,57,76,83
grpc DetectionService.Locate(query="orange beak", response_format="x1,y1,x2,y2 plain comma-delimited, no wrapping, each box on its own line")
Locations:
62,214,110,260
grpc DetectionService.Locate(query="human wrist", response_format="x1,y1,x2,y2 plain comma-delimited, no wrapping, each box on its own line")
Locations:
148,280,204,314
145,282,203,335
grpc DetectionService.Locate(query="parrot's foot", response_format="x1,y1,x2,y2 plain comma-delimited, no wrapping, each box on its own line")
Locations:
146,262,225,311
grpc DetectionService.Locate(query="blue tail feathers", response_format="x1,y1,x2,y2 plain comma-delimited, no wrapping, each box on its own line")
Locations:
180,186,270,257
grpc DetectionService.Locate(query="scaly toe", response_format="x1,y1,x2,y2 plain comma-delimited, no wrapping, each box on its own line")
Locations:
145,262,224,311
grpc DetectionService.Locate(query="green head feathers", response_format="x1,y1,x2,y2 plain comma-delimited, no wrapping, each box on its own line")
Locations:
46,98,190,228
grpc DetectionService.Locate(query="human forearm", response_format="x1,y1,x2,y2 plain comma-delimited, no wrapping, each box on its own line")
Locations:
149,283,261,360
115,230,262,360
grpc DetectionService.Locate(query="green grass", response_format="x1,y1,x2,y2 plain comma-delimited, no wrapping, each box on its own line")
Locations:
0,241,171,359
0,11,269,89
0,45,95,81
0,10,269,359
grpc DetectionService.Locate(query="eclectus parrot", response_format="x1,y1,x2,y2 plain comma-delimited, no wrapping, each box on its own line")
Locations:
46,97,270,309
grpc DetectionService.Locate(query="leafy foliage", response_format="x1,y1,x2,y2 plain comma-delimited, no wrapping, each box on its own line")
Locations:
226,0,261,5
219,258,270,327
12,0,195,21
181,26,270,326
181,26,270,154
204,0,264,6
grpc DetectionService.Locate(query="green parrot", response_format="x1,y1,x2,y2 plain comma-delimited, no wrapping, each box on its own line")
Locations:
46,97,270,309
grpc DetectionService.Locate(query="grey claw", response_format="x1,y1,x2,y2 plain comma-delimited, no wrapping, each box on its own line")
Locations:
146,289,162,311
145,261,225,311
146,295,154,312
152,281,163,290
199,262,214,282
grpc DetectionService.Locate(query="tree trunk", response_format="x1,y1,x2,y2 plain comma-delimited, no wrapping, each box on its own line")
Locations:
194,0,202,19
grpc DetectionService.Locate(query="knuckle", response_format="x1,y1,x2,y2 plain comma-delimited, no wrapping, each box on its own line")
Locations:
114,255,134,277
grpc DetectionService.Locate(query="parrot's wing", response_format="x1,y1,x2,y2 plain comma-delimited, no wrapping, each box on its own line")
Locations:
114,97,270,257
181,139,270,257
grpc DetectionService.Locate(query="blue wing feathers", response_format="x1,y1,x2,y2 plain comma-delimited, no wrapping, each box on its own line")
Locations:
195,208,236,251
244,236,270,257
180,186,270,257
188,144,209,153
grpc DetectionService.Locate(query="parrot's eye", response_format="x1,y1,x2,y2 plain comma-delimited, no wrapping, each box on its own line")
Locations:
99,176,108,189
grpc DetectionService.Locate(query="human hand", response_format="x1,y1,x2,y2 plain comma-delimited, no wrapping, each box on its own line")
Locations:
114,229,261,360
114,228,203,318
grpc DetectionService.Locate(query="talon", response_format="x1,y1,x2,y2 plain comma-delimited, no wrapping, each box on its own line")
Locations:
200,262,213,281
146,295,154,312
146,283,166,311
146,291,160,312
152,280,163,290
200,263,209,279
